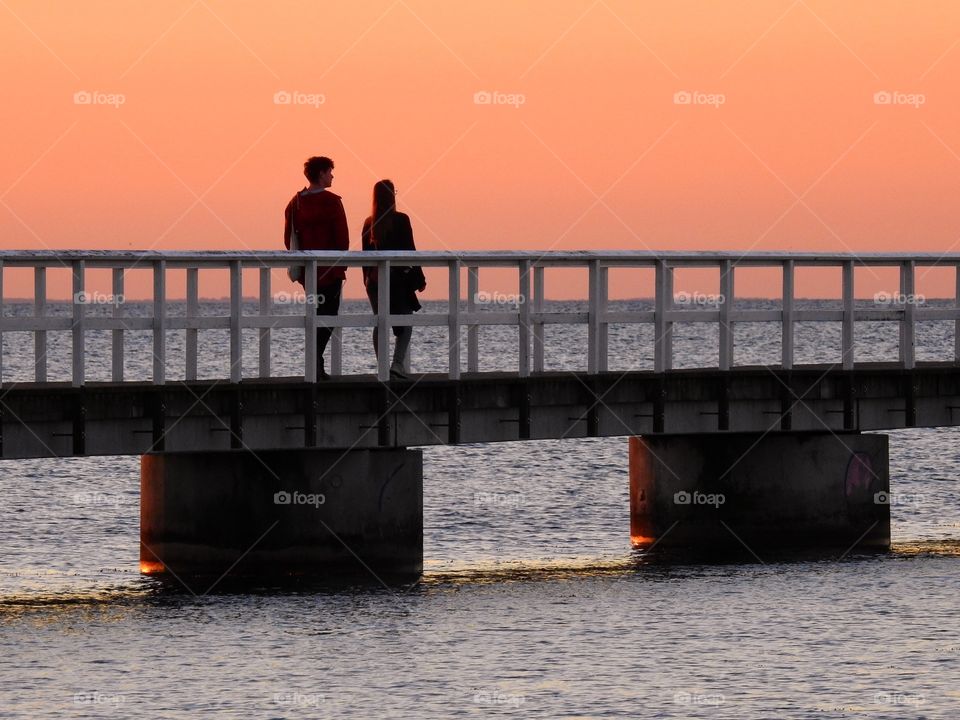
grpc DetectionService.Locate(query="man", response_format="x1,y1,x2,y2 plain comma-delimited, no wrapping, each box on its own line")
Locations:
284,156,349,380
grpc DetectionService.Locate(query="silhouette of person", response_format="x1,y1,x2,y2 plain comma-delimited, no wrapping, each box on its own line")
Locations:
361,179,425,379
284,156,349,380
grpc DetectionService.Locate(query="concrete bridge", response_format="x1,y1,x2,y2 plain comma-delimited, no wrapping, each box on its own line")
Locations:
2,250,958,581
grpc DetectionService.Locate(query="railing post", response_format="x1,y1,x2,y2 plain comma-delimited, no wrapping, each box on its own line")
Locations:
599,264,609,372
665,263,673,368
842,260,854,370
782,259,794,369
186,268,198,381
588,259,600,374
519,259,531,377
719,259,734,371
229,260,242,383
153,260,166,385
258,267,271,378
331,328,343,376
533,264,545,373
304,259,317,383
448,258,461,379
467,266,479,372
330,274,342,376
654,260,673,372
34,266,46,383
955,264,960,363
900,260,915,369
71,260,85,387
112,268,124,382
377,259,390,381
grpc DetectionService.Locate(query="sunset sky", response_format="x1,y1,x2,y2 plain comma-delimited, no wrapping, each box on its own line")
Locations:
2,1,960,299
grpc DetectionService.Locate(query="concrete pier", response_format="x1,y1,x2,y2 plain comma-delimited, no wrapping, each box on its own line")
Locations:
630,432,890,552
141,448,422,580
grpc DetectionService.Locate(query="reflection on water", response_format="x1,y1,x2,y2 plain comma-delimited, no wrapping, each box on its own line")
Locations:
888,538,960,557
2,540,958,612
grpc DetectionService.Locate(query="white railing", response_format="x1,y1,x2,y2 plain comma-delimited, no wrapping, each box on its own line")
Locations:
1,251,959,386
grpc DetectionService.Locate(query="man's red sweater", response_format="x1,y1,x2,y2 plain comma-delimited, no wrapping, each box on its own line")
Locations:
284,189,350,285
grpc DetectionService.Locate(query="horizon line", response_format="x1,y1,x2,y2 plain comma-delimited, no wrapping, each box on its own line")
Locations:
0,295,951,303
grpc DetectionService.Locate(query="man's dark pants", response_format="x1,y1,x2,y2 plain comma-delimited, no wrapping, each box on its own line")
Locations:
314,281,342,373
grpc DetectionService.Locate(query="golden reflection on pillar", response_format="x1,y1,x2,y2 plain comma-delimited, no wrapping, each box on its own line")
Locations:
629,437,656,547
139,560,165,575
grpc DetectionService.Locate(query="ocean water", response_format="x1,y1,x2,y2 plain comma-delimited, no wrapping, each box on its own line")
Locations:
1,300,958,718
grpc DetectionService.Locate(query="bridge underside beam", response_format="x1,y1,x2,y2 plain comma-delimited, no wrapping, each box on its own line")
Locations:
0,364,958,457
630,432,890,553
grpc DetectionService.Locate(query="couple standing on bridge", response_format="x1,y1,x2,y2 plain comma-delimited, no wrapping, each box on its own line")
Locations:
283,155,427,381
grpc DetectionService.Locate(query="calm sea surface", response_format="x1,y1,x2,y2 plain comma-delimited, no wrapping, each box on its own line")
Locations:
1,300,958,718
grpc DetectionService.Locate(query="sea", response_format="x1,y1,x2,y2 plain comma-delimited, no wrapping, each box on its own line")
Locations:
1,299,958,719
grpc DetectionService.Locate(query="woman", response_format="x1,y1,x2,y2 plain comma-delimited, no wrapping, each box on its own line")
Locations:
362,179,426,379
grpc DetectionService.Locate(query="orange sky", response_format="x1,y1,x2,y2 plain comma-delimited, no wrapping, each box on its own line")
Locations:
2,0,960,300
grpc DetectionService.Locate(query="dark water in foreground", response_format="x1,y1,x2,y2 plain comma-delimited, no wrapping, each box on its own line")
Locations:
1,301,958,718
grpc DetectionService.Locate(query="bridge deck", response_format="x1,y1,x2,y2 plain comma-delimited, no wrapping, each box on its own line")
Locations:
2,362,958,458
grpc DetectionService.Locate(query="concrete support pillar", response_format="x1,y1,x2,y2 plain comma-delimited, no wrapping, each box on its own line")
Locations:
141,448,422,581
630,432,890,552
